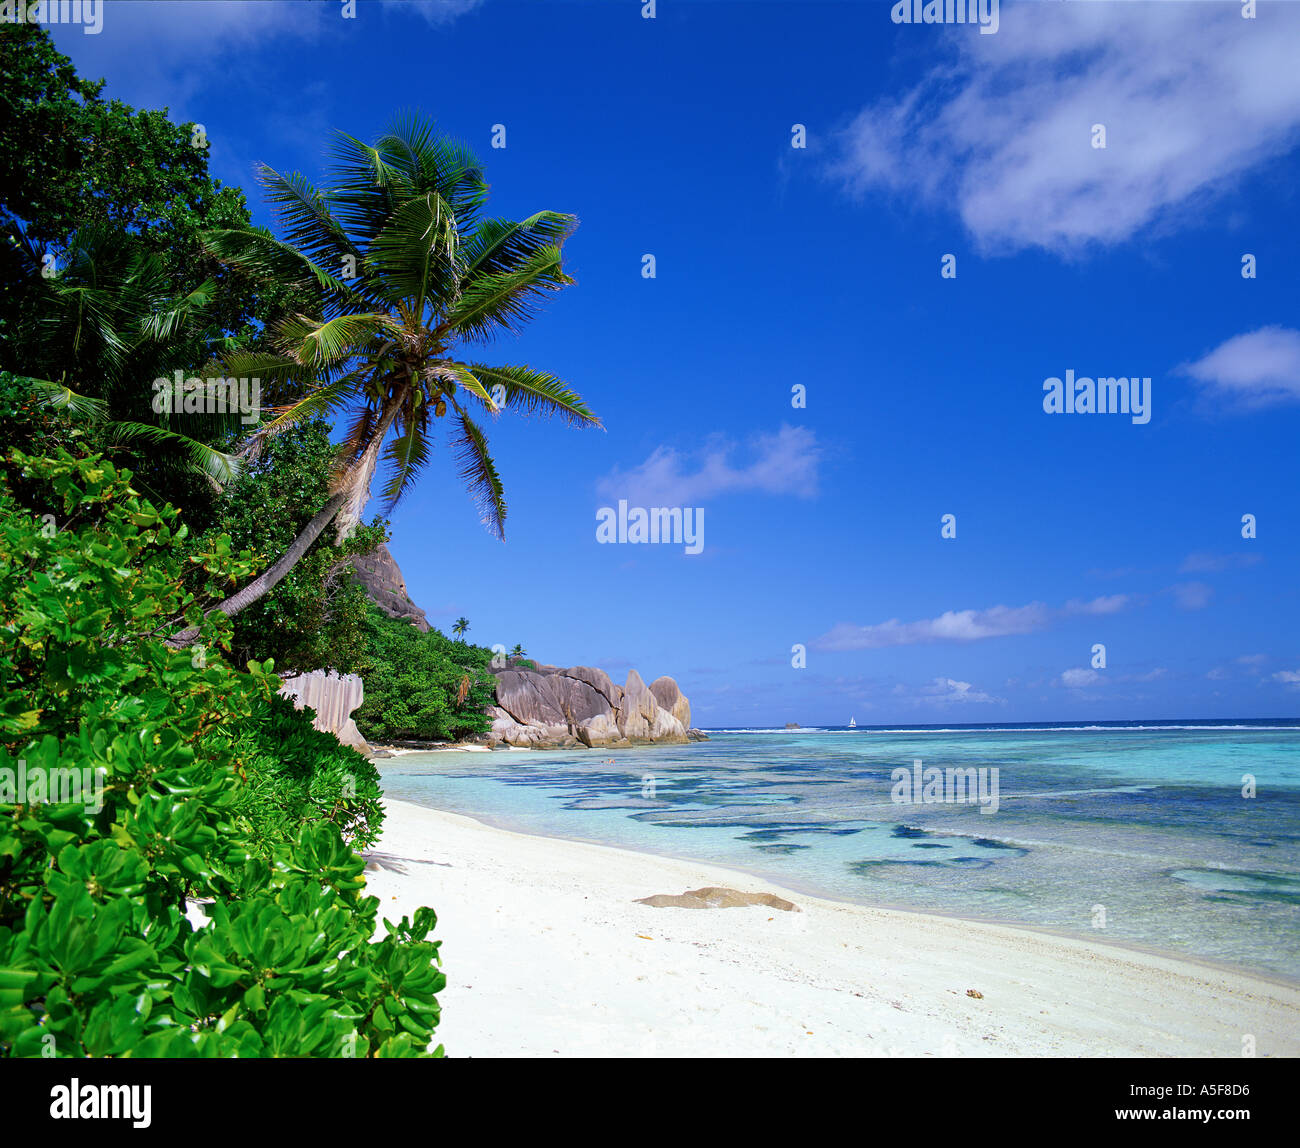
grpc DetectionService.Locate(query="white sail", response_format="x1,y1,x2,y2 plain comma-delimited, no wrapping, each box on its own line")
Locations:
849,717,856,728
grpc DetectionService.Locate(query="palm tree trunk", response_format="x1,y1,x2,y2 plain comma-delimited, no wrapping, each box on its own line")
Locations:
167,492,349,648
167,389,408,649
333,387,407,543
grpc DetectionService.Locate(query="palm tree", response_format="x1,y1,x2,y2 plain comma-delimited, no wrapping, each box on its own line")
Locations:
452,617,469,641
8,224,243,498
510,643,525,658
181,115,599,641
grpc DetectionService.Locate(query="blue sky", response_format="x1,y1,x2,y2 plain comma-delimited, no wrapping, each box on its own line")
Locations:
55,0,1300,725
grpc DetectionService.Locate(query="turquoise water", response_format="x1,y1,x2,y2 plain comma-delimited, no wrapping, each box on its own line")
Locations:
377,722,1300,980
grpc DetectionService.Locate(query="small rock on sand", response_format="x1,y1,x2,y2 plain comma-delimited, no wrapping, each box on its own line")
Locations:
635,886,800,912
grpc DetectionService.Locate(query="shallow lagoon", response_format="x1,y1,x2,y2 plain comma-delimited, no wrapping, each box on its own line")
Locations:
379,722,1300,980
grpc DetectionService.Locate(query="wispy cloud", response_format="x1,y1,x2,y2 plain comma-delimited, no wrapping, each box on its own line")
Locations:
812,595,1131,652
816,603,1049,652
1063,594,1131,616
893,677,1004,706
1209,655,1270,681
597,425,821,506
55,1,329,111
1169,582,1213,611
830,3,1300,255
379,0,488,25
1061,665,1164,689
1180,551,1264,573
1273,670,1300,690
1177,327,1300,410
1060,667,1103,690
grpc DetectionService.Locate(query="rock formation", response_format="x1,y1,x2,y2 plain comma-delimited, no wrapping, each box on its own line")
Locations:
278,670,369,752
342,543,705,751
486,664,707,749
350,543,429,631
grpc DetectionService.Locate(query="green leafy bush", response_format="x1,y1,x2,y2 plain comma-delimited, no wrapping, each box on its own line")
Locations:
0,450,443,1057
0,371,92,506
222,691,385,857
354,608,496,743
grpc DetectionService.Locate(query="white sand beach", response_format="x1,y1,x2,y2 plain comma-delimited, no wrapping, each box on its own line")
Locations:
366,798,1300,1058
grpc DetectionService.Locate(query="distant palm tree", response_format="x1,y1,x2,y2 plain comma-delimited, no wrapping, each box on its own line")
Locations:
510,643,525,658
452,617,470,641
176,114,599,640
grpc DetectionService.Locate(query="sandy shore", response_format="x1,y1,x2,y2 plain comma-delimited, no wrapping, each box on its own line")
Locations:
369,744,497,756
365,797,1300,1058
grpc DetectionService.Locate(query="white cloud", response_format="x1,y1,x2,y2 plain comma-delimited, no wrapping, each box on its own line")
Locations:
813,593,1134,652
816,602,1050,652
895,677,1004,706
53,1,329,125
1273,670,1300,690
1061,668,1102,689
1170,582,1213,611
1177,327,1300,409
831,3,1300,254
598,425,821,506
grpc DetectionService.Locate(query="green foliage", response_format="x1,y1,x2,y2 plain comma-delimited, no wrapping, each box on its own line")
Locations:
0,26,304,348
0,29,314,531
188,418,385,674
355,610,496,743
0,451,443,1058
222,692,385,857
1,227,251,524
0,372,89,506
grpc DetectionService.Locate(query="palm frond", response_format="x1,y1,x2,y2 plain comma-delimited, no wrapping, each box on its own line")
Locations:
337,404,380,473
444,245,572,343
327,132,407,243
258,374,369,435
204,350,311,386
433,361,494,409
375,113,487,222
25,377,109,422
367,191,459,309
103,421,243,485
377,409,434,512
201,226,366,311
277,312,398,367
138,278,218,343
449,410,506,539
258,165,361,269
466,363,599,426
461,211,577,280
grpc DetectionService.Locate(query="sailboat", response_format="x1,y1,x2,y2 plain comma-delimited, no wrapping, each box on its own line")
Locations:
848,717,856,728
